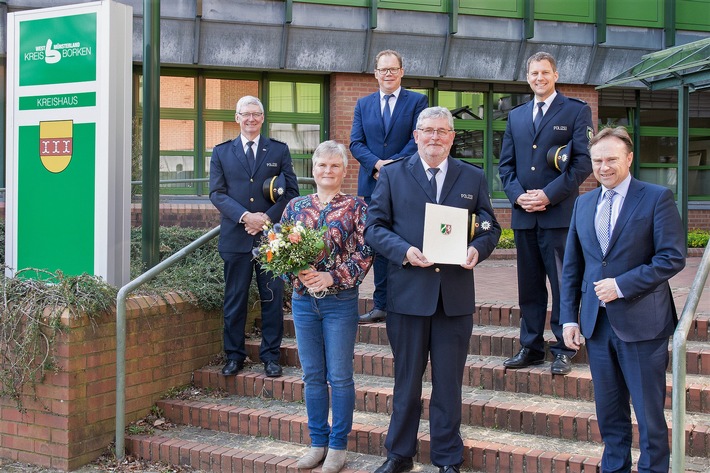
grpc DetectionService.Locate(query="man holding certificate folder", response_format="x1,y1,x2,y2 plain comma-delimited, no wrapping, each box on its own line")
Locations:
365,107,501,473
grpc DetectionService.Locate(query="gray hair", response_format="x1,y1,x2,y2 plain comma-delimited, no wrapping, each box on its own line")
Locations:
312,140,349,167
416,106,454,130
235,95,264,114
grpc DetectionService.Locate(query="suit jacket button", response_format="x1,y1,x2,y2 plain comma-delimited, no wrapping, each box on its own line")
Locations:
250,178,254,183
435,268,440,272
250,197,254,202
531,166,536,171
532,144,537,149
602,261,607,266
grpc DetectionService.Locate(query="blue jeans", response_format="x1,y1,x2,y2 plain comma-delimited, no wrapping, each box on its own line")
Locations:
291,287,359,450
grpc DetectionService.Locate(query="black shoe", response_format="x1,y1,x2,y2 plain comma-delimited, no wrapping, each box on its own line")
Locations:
503,347,545,369
374,457,414,473
551,353,573,375
359,308,387,324
221,360,244,376
264,360,283,377
439,465,461,473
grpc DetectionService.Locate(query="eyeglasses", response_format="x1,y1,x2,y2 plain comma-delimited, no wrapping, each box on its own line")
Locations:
375,67,401,75
237,112,264,119
417,128,453,137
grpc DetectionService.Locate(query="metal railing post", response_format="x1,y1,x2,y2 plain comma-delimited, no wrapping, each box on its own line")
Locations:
115,226,220,459
672,242,710,472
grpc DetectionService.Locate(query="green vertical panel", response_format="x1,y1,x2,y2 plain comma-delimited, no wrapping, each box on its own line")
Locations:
677,0,710,32
19,13,97,86
378,0,447,13
459,0,522,17
535,0,594,23
607,0,663,27
17,123,95,277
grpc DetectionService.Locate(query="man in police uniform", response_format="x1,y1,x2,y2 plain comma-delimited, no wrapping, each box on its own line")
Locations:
209,95,300,377
498,52,593,376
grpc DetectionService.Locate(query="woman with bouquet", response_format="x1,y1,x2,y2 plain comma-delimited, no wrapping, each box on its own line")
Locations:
282,140,373,473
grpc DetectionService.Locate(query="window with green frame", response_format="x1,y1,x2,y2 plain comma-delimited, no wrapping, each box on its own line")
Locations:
598,88,710,200
409,82,531,198
266,77,326,194
134,70,326,196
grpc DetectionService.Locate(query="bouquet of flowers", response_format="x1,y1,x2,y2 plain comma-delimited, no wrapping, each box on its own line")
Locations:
253,220,328,276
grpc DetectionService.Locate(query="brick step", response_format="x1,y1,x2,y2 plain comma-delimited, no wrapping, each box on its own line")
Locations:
242,339,710,414
273,316,710,373
155,395,608,472
191,364,710,458
125,426,425,473
271,307,710,343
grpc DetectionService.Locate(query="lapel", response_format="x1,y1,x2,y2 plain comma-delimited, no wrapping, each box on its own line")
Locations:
232,138,252,175
606,178,644,255
254,136,270,175
535,93,564,138
525,100,536,136
439,157,461,203
581,187,603,253
368,92,387,136
406,153,437,203
386,88,408,138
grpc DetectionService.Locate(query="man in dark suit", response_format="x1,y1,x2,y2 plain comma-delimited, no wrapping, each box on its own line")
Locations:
498,51,593,375
350,49,428,324
365,107,500,473
209,95,300,378
561,126,685,473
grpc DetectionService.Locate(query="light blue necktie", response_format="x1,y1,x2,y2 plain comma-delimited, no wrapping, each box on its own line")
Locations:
596,189,616,256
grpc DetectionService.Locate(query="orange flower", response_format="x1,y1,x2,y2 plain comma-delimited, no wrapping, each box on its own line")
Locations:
288,233,302,244
266,250,273,262
268,231,277,241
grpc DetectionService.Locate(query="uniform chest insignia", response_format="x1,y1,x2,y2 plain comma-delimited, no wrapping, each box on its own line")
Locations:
266,162,278,167
553,125,568,131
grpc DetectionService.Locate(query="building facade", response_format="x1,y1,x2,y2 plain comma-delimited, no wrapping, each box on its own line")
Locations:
3,0,710,229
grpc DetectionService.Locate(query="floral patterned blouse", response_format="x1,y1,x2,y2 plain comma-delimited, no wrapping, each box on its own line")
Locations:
281,193,373,296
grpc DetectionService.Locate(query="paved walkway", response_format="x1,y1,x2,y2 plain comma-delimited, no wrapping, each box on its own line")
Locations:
359,252,710,315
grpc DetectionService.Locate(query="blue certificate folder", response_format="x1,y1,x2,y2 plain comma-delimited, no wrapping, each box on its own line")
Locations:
422,203,467,265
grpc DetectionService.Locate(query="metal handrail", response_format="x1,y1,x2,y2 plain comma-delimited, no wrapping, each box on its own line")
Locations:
129,177,316,186
114,225,221,459
672,241,710,472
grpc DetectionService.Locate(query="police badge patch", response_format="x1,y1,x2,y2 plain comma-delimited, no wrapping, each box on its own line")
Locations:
587,126,594,143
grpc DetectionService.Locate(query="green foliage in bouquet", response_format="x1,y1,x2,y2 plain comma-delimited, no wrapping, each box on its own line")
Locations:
253,221,328,276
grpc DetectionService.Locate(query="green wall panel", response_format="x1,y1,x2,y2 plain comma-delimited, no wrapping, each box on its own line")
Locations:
607,0,663,27
378,0,447,13
459,0,523,18
677,0,710,32
535,0,595,23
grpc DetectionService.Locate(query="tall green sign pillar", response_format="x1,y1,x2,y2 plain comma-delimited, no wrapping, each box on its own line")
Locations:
5,1,132,286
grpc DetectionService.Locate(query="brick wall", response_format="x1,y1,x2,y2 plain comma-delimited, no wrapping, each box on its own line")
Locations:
0,295,222,470
330,73,379,196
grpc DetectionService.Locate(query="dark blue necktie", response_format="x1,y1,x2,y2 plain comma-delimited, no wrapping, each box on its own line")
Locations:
246,141,256,173
428,167,439,203
383,94,394,131
533,102,544,133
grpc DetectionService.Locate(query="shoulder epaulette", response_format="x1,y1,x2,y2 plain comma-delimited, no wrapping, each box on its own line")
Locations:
216,138,233,147
383,157,404,166
459,159,482,170
569,97,588,105
269,138,288,146
510,101,528,111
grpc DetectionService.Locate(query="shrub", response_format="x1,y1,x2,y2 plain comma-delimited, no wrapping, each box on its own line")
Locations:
688,229,709,249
